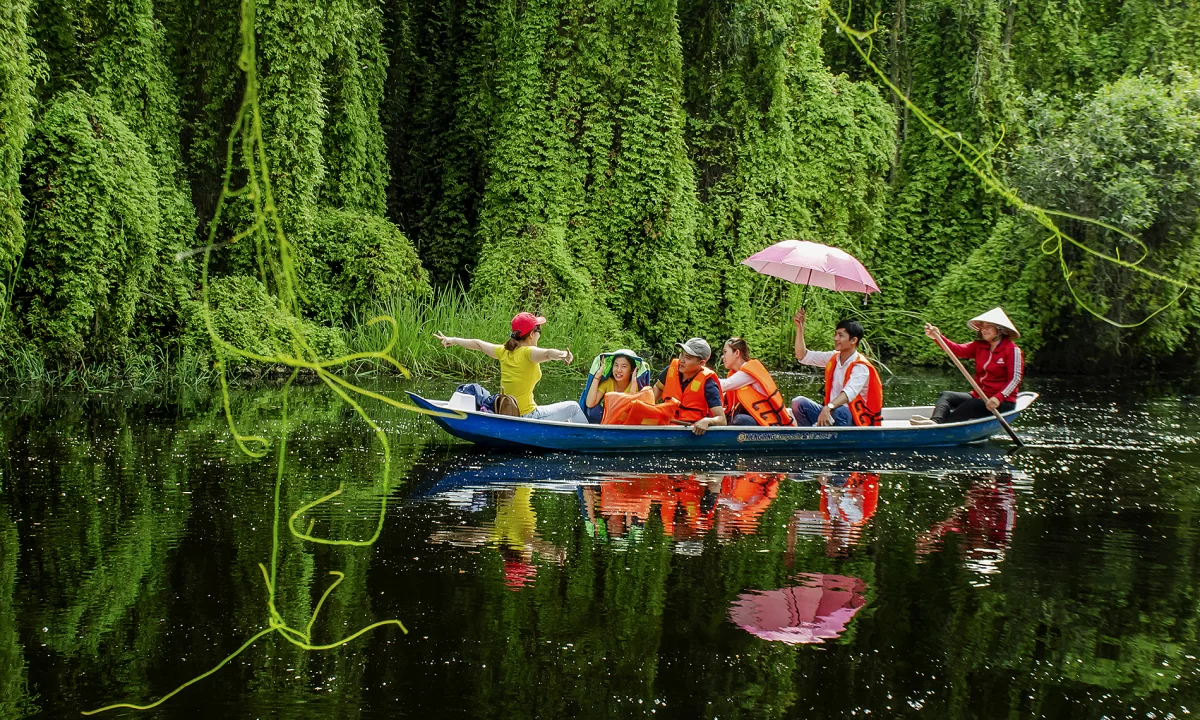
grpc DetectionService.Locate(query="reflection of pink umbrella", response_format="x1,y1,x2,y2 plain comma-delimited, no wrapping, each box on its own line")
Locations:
742,240,880,307
728,573,867,644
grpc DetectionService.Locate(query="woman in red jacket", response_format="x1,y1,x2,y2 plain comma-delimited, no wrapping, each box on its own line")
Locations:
914,308,1024,425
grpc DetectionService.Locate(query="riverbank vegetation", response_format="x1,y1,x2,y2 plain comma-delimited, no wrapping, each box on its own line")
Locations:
0,0,1197,386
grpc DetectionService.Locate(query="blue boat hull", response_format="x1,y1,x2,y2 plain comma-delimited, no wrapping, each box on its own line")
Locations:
407,392,1038,453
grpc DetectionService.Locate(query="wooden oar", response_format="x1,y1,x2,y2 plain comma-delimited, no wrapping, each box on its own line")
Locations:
933,334,1024,447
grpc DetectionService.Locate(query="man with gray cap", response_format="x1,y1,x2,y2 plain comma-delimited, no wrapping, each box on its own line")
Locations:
653,338,727,435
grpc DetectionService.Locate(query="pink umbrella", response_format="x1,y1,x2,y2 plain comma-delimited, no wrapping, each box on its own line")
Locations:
742,240,880,306
727,572,867,645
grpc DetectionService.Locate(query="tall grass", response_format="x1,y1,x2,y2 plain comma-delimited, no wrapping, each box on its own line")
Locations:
1,286,633,388
0,341,215,390
346,285,634,380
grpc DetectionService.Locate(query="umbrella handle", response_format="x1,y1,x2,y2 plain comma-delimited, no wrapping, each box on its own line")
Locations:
800,268,812,309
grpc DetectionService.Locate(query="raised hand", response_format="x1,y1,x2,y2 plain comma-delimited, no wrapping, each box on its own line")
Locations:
793,308,806,327
923,323,941,341
434,331,455,348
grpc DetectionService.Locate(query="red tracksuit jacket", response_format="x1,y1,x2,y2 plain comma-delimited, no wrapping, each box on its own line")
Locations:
941,336,1024,403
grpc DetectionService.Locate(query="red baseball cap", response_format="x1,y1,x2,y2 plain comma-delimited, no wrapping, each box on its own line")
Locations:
503,559,537,589
511,312,547,336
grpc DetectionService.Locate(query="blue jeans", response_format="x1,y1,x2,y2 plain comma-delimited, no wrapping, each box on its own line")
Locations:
525,401,589,424
790,396,853,427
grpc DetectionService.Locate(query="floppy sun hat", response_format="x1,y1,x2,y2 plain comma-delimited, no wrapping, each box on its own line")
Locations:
511,312,547,336
967,307,1020,339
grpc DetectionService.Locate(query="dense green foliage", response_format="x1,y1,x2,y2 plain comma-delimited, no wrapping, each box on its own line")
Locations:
0,0,35,334
681,0,896,358
0,0,1197,380
15,92,162,358
923,71,1200,368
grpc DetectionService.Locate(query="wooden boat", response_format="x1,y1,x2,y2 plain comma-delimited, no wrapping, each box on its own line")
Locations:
407,391,1039,453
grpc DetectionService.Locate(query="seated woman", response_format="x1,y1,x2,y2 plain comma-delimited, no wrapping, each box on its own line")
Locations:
913,307,1024,425
719,338,795,427
582,351,646,424
434,312,588,423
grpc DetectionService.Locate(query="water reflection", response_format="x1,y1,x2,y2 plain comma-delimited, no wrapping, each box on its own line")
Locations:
426,472,795,591
728,573,868,645
6,377,1200,719
791,472,879,558
916,472,1017,580
429,486,565,590
580,473,783,548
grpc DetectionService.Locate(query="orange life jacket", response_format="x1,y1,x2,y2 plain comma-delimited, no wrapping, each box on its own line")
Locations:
662,359,720,423
602,387,677,426
723,359,794,427
823,354,883,426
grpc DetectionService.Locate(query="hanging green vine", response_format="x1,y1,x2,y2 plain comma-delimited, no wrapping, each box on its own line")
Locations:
824,2,1193,330
82,0,459,712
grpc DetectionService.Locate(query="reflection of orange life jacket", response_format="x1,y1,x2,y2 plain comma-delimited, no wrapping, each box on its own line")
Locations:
819,472,880,524
823,354,883,426
662,359,720,423
602,387,678,425
718,472,782,533
599,476,709,536
723,359,794,426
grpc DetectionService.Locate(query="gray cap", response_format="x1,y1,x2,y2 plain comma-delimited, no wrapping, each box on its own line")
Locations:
675,337,712,361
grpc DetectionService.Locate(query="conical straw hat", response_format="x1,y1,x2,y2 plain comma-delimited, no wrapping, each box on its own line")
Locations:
967,307,1020,339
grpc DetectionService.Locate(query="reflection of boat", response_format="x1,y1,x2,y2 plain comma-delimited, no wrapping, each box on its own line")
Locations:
728,573,867,645
411,447,1015,502
408,391,1039,452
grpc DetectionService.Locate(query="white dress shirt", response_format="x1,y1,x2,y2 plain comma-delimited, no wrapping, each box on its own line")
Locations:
800,350,869,402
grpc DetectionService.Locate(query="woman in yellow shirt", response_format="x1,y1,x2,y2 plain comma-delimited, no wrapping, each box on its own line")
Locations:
434,312,588,423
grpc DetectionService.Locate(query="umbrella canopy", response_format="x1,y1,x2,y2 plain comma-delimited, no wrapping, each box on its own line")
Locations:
742,240,880,294
727,572,867,644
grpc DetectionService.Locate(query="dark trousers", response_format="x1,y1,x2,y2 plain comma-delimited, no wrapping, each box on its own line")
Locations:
932,391,1015,424
730,411,760,426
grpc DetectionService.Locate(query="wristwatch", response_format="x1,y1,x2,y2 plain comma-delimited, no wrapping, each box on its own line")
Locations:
824,403,835,411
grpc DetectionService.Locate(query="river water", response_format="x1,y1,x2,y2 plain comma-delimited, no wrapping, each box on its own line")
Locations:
1,370,1199,719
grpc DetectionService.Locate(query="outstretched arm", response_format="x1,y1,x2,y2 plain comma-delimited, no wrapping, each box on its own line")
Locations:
793,309,808,362
528,346,574,364
434,332,500,359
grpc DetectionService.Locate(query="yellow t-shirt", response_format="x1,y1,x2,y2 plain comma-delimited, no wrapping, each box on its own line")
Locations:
595,377,640,396
488,487,536,549
495,345,541,415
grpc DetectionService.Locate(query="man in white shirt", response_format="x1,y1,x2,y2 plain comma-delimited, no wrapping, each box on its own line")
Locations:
789,309,871,427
